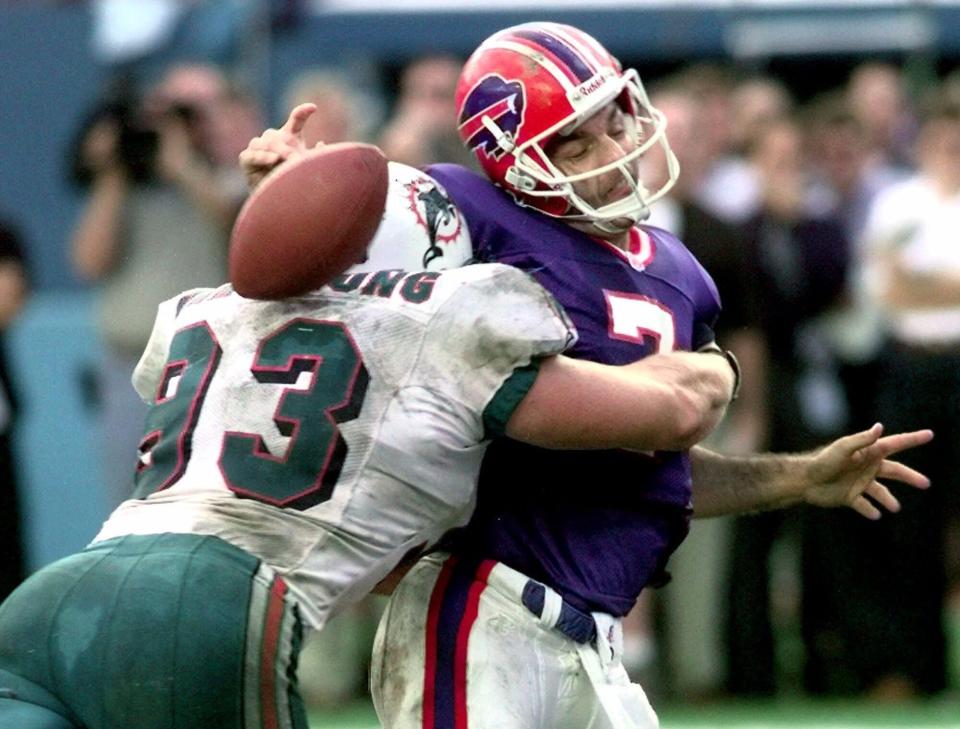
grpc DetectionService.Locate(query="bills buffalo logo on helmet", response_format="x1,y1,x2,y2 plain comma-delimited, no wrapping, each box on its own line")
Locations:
458,74,526,160
403,176,465,268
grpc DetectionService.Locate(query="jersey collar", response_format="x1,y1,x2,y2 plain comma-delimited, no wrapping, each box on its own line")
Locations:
590,227,656,272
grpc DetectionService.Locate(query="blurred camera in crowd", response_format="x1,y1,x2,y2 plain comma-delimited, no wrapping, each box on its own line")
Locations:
67,88,205,188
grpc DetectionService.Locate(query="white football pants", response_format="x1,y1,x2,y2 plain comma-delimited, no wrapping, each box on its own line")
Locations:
371,552,659,729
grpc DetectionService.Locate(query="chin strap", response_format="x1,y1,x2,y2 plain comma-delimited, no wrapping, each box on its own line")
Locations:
589,213,644,235
698,342,742,401
572,165,652,233
481,115,516,153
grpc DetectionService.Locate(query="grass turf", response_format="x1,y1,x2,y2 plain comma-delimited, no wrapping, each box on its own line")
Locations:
308,697,960,728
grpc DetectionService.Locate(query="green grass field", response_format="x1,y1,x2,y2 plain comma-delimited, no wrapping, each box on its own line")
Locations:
304,596,960,728
309,697,960,728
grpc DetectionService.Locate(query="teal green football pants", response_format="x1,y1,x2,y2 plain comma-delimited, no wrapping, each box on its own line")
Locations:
0,533,307,729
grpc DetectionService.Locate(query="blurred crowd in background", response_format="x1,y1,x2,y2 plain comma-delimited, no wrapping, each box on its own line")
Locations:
2,0,960,715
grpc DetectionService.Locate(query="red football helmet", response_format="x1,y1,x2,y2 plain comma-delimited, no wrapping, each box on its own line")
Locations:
456,22,678,231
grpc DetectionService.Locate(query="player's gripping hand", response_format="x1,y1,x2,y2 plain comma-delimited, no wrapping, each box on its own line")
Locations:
802,423,933,520
238,103,319,189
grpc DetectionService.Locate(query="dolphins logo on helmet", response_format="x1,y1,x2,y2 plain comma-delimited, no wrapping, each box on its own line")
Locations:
457,74,525,160
403,176,466,268
349,163,472,274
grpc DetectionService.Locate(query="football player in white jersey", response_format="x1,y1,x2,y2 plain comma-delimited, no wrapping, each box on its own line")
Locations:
0,160,744,729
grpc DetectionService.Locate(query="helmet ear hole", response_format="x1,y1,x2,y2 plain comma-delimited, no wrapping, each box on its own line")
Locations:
617,87,635,117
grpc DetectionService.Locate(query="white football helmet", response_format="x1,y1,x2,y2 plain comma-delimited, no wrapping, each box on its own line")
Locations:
351,162,473,273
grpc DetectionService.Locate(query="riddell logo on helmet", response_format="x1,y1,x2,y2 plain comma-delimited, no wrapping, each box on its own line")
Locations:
458,74,526,160
571,70,618,103
578,77,606,96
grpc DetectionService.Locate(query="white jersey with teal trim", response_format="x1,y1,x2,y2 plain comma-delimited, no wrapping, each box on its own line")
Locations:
94,263,575,630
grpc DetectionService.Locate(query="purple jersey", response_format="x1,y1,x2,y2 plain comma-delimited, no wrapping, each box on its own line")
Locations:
428,164,722,616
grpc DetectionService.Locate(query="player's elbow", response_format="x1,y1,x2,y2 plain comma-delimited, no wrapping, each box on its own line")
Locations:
671,362,736,448
662,386,725,450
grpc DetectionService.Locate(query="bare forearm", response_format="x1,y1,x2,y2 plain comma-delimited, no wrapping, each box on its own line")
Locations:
631,351,735,440
0,262,28,328
876,254,960,308
884,269,960,308
506,351,735,452
690,445,808,518
70,172,128,280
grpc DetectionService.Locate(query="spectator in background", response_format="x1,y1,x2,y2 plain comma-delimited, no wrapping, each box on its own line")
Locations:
677,66,795,225
674,64,738,172
724,115,851,697
852,95,960,699
377,54,476,168
796,94,912,696
206,83,268,169
281,69,381,147
805,93,905,428
0,219,29,601
68,63,247,510
941,67,960,107
729,76,796,160
847,62,917,172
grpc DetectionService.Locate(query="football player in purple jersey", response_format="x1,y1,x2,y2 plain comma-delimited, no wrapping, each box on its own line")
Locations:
238,25,933,726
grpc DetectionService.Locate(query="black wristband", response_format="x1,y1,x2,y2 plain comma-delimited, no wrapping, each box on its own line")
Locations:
699,344,741,401
720,348,741,401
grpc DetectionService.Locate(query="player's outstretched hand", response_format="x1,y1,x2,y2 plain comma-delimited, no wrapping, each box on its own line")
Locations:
802,423,933,519
238,103,319,189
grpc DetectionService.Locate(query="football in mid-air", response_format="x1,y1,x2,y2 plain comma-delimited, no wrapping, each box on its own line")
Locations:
229,143,389,299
